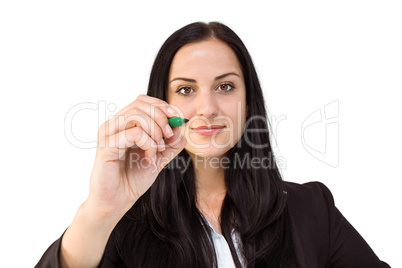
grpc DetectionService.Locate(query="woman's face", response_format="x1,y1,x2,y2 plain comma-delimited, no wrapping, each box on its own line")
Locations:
167,39,247,159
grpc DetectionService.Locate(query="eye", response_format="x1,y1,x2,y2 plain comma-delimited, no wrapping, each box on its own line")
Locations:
176,86,194,96
217,83,234,93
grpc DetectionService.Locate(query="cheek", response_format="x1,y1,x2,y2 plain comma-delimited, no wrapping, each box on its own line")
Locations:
168,98,191,117
226,99,247,121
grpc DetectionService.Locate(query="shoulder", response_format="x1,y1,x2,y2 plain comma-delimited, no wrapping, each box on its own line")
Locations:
284,181,335,226
283,181,390,267
283,181,335,252
284,181,335,209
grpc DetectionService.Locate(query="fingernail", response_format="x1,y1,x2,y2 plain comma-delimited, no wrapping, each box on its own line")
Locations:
167,107,177,116
165,124,173,137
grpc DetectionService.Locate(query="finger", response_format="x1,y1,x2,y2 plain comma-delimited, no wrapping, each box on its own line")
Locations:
162,127,187,151
106,127,158,162
106,99,175,140
114,94,177,120
105,108,165,152
137,99,177,138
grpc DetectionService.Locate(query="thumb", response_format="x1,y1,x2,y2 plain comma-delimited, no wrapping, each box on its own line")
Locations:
157,127,187,168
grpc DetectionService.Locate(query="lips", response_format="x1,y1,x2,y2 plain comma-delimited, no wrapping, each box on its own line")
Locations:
192,125,225,136
193,125,225,129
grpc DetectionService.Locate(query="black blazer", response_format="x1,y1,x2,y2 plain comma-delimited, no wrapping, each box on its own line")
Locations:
36,182,390,267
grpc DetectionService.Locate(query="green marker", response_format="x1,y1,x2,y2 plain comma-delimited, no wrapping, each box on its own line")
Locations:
168,117,189,127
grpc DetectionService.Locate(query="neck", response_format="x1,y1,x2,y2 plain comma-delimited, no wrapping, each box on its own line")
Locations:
188,152,227,210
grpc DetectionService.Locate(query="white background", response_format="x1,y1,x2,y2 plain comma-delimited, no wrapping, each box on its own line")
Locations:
1,1,400,267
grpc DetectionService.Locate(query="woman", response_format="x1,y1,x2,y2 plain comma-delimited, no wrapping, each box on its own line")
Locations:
36,22,389,268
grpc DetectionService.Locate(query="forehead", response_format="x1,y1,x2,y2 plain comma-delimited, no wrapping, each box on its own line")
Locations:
169,39,243,78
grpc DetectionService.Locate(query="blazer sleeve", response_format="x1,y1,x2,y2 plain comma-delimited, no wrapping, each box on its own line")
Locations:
35,228,125,268
35,235,63,268
316,182,390,268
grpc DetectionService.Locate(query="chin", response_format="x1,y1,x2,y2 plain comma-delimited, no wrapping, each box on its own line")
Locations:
185,146,231,159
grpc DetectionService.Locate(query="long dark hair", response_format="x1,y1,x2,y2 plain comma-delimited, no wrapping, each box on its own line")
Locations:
116,22,297,267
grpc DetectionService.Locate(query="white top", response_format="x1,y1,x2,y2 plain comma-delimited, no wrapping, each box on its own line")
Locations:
202,217,245,267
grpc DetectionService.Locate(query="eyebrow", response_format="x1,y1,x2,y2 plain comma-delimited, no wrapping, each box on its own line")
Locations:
169,72,240,84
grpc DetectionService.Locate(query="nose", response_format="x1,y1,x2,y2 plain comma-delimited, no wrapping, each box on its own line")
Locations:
195,90,219,118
